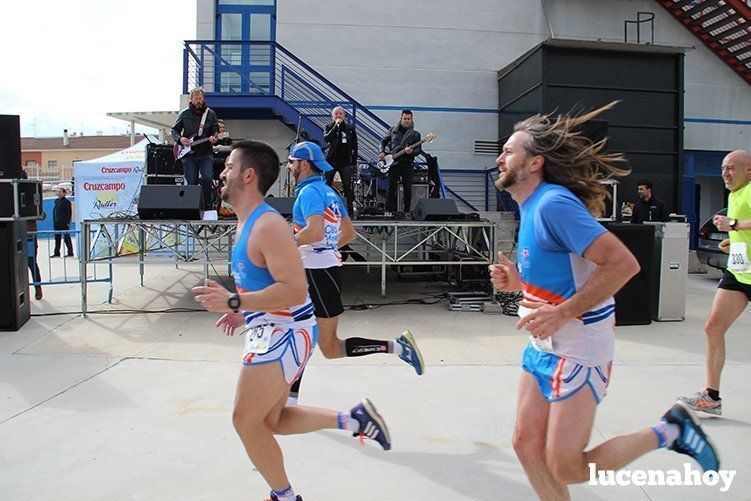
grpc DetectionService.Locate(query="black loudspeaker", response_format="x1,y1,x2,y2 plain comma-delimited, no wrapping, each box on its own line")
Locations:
146,143,182,176
0,180,43,219
412,198,460,221
137,185,203,220
602,222,656,326
0,115,22,179
0,222,30,331
265,197,296,218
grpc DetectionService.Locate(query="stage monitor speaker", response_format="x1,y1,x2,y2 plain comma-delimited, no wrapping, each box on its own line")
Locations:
398,183,429,212
0,221,30,331
265,197,295,218
0,115,21,179
137,185,203,220
602,222,656,326
413,198,459,221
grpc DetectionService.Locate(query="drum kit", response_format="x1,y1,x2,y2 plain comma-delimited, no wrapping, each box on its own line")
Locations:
333,163,390,218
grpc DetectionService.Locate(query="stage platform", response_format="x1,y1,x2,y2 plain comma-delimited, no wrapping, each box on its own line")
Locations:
79,217,496,314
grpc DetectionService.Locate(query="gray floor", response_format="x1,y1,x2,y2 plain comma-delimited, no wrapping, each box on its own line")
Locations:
2,254,750,500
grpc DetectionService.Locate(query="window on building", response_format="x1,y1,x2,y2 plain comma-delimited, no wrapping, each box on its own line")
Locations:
48,160,58,170
215,0,276,94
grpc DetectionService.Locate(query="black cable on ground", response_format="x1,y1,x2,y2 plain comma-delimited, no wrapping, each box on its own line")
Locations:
31,308,204,317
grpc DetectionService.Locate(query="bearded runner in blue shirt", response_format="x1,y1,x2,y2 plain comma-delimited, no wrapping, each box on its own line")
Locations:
193,140,391,501
285,142,424,405
490,103,719,498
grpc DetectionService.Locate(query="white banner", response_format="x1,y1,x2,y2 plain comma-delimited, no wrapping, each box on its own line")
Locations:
73,139,151,257
73,139,149,223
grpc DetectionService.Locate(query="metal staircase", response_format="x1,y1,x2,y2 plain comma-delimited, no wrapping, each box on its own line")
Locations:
656,0,751,84
183,41,414,166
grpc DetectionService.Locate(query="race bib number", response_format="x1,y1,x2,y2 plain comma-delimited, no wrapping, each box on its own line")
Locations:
519,303,555,353
530,335,555,354
728,242,751,274
244,325,276,354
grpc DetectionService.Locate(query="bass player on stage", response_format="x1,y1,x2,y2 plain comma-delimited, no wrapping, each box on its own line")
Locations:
379,109,421,215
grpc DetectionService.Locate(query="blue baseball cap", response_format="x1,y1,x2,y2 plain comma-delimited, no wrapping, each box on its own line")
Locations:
289,141,333,172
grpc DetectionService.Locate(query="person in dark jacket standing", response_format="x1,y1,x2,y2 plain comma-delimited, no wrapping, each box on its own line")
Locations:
323,106,358,214
631,181,670,224
171,87,219,210
52,187,74,257
380,110,421,214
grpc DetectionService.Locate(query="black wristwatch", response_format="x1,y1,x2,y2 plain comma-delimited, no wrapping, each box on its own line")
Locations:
729,219,738,231
228,293,241,313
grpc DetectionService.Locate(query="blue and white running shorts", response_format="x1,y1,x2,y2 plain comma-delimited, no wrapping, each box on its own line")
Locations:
521,343,612,404
242,325,319,385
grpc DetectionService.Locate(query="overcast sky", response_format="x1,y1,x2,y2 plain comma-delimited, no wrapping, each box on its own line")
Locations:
2,1,195,137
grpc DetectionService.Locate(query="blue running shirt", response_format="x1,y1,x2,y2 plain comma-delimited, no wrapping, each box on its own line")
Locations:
517,182,615,366
292,175,349,269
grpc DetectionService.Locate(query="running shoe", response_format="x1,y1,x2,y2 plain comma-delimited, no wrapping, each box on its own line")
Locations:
677,390,722,416
350,398,391,451
267,494,302,501
397,330,425,376
661,401,720,472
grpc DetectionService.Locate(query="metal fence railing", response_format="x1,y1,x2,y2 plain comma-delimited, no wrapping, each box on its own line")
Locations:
27,229,113,303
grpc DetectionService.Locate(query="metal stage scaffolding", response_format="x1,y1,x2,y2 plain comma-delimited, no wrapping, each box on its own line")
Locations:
80,218,496,315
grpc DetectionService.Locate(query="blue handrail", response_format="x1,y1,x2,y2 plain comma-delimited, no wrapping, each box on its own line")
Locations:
183,40,429,168
183,40,520,213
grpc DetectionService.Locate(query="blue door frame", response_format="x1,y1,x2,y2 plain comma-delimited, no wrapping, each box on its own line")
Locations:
215,2,276,94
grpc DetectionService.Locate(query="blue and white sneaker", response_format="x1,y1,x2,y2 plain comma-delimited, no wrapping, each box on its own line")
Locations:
351,398,391,451
268,494,302,501
397,330,425,376
662,401,720,472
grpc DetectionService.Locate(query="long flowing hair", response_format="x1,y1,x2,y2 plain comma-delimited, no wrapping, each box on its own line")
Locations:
514,101,630,217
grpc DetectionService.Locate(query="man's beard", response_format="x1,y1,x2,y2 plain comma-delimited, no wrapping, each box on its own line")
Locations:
220,182,232,203
291,166,301,184
189,102,205,112
495,169,517,190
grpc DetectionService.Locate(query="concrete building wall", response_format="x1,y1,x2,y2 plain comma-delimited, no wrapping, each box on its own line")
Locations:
222,119,296,196
195,0,751,180
274,0,548,170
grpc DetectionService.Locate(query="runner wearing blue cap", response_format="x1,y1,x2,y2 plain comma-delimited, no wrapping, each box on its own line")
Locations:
286,141,425,404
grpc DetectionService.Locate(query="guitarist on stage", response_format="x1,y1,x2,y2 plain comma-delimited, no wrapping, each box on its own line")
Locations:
171,87,219,210
379,109,421,215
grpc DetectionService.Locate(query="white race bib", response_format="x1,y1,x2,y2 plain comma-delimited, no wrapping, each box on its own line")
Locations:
728,241,751,274
530,335,555,353
244,325,276,354
519,304,555,353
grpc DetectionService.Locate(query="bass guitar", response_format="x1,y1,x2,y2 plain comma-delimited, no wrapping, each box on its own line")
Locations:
376,133,436,173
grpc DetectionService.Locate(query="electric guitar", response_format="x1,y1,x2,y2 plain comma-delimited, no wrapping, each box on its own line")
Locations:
376,133,436,173
173,132,229,160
